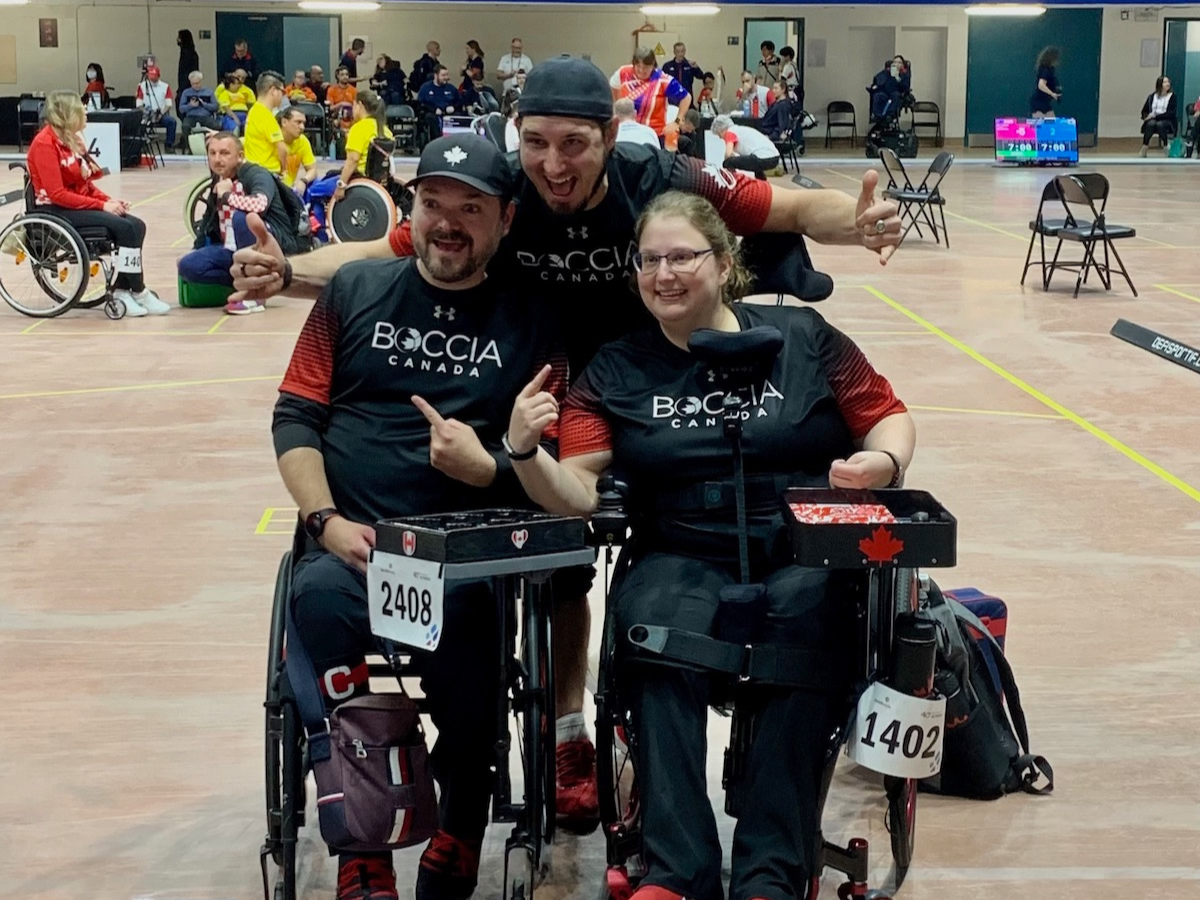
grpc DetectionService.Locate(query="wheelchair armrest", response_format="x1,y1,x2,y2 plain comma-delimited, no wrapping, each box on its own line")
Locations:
8,162,28,173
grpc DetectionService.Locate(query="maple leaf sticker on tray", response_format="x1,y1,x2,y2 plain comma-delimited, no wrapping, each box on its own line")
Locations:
789,503,897,525
859,525,905,563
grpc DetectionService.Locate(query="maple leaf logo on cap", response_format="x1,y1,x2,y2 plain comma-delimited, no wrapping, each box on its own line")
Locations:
859,525,904,563
443,145,468,166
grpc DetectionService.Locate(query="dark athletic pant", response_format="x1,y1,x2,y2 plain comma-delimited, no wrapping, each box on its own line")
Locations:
291,549,502,845
614,550,852,900
1141,118,1174,147
723,154,780,181
43,206,146,291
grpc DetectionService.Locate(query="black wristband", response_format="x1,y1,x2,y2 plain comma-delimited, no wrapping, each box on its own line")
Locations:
282,260,293,290
879,450,902,488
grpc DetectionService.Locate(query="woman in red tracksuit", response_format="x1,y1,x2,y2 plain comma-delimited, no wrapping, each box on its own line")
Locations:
26,90,167,316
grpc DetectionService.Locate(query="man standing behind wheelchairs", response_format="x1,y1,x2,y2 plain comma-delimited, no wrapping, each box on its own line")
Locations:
274,134,568,900
177,132,303,315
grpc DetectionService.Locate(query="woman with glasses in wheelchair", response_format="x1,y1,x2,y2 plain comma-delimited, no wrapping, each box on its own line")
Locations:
507,191,915,900
27,91,168,316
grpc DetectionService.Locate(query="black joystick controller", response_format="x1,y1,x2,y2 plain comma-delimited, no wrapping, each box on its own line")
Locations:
590,475,629,547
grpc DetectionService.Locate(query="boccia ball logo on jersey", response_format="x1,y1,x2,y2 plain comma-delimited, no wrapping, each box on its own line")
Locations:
651,380,785,429
371,322,503,379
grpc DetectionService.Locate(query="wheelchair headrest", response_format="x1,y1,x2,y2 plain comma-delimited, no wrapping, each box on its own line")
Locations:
739,232,833,303
688,325,784,388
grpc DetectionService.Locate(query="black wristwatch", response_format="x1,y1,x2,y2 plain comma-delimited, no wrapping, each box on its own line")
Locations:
501,432,538,461
879,451,903,488
303,507,341,541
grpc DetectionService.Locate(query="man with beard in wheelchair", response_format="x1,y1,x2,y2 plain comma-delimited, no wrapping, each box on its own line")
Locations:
505,191,915,900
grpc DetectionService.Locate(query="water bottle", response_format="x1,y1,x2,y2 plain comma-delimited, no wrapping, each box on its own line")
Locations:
888,613,937,698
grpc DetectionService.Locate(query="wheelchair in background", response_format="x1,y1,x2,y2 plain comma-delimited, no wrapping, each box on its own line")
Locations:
262,515,595,900
590,323,955,900
0,162,126,319
864,83,918,160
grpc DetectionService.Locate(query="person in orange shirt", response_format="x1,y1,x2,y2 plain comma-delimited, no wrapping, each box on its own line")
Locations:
325,66,357,129
285,69,317,104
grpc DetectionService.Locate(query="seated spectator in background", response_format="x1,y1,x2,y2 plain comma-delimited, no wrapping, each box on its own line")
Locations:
615,97,661,148
307,66,329,104
460,72,499,114
136,65,178,148
712,113,780,180
326,67,358,129
1139,75,1178,157
411,41,441,90
871,56,911,120
672,108,704,159
779,46,800,103
227,39,259,84
504,96,520,151
216,72,256,133
29,91,167,316
333,89,393,202
760,81,794,140
340,38,367,83
82,62,111,110
244,71,288,174
756,40,780,85
178,71,221,146
286,69,317,104
611,46,691,138
663,42,704,97
417,64,461,140
279,107,317,195
735,70,772,118
697,68,724,118
178,132,302,314
497,38,533,94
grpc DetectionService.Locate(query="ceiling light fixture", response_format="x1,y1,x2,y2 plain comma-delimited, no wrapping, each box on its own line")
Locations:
965,5,1047,16
640,5,721,16
298,1,381,11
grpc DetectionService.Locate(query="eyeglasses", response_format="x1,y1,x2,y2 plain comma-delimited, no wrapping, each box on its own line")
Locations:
632,247,715,274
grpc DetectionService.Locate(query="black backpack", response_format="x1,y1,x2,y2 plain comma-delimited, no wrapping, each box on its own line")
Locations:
270,173,311,253
919,580,1054,800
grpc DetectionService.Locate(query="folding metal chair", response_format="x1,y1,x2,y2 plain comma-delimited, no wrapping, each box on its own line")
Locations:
879,148,953,248
1045,174,1137,298
911,101,943,148
825,101,857,148
773,107,807,173
1021,179,1092,290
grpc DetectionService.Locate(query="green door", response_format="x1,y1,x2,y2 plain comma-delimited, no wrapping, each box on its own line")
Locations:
966,7,1103,146
215,12,285,81
1164,19,1200,122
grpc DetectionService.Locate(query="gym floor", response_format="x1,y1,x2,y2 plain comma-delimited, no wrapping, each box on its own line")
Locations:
1,156,1198,900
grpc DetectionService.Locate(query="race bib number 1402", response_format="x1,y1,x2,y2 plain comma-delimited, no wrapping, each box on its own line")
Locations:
846,681,946,779
367,550,445,651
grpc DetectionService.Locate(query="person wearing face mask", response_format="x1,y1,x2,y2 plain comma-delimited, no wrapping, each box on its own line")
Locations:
82,63,111,110
505,190,914,900
29,91,168,316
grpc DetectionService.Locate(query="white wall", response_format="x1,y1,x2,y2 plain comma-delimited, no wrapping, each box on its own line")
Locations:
2,2,1198,140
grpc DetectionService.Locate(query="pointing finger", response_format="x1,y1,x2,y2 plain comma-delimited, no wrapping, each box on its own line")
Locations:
411,395,446,430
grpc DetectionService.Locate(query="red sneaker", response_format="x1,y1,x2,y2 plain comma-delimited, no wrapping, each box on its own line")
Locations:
629,886,684,900
415,830,482,900
556,738,600,833
336,853,398,900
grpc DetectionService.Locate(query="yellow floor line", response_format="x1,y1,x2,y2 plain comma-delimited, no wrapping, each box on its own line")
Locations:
170,234,193,248
1155,284,1200,305
907,404,1065,421
0,373,282,401
129,179,193,210
206,315,230,334
1134,235,1176,248
18,318,47,333
863,285,1200,505
940,210,1027,243
254,508,278,535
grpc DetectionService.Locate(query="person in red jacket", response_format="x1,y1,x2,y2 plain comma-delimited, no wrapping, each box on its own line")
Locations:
27,91,167,316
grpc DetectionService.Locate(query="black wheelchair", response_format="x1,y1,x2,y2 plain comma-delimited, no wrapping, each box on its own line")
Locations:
0,161,126,319
864,85,917,161
590,325,955,900
262,518,596,900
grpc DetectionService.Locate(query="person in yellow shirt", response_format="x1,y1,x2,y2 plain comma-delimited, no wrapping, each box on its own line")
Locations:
215,72,256,132
243,70,287,173
325,66,357,130
333,89,393,200
279,106,317,194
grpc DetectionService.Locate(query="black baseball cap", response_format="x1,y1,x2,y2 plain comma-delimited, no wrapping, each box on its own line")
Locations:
519,54,613,122
406,135,512,197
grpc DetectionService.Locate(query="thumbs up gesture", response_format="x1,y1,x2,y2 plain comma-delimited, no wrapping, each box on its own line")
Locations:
230,212,286,302
508,365,559,458
854,169,901,264
412,395,497,488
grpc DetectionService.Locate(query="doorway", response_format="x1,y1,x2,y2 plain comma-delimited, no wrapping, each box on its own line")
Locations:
215,12,341,81
743,18,804,98
1163,19,1200,119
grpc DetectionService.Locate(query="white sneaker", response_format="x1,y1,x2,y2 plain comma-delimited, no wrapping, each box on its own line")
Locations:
1138,145,1148,158
112,289,148,317
134,289,171,315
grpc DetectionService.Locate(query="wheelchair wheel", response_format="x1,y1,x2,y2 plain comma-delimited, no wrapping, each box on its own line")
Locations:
885,774,916,887
185,177,215,237
0,214,90,317
103,297,125,320
517,578,556,860
327,181,397,243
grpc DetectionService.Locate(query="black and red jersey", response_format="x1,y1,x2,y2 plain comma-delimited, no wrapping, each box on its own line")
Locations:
559,304,906,511
274,258,568,525
389,143,773,375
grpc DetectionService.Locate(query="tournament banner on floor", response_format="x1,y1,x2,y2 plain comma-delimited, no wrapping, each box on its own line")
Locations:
1110,319,1200,377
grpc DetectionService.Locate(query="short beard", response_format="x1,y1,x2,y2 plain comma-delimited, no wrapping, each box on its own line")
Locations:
414,229,497,284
